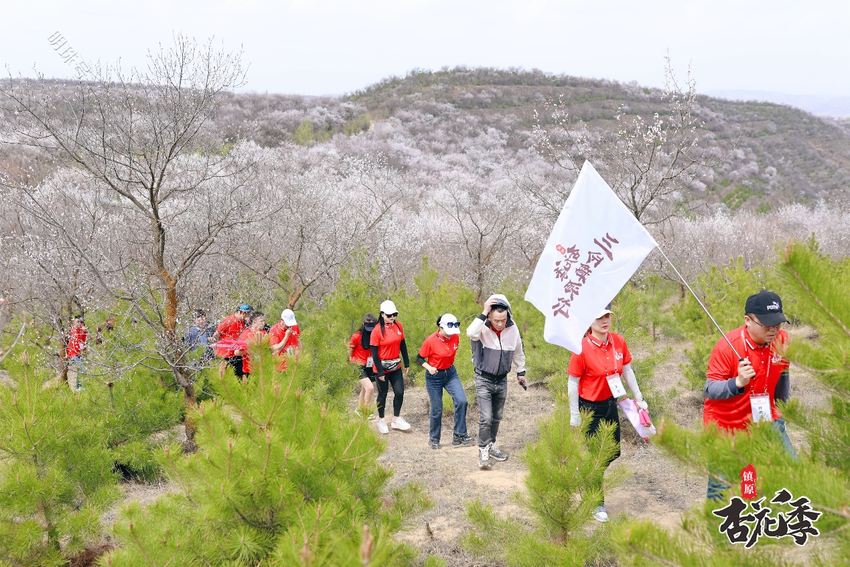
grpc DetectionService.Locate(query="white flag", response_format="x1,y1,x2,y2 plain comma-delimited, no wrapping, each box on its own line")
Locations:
524,161,657,354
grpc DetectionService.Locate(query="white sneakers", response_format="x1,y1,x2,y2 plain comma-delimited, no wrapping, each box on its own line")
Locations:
376,416,411,434
592,505,609,523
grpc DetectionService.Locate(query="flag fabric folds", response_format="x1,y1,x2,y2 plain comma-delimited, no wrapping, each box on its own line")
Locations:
524,161,658,354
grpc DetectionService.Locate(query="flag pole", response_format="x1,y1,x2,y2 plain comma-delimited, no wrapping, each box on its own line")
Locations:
655,246,743,360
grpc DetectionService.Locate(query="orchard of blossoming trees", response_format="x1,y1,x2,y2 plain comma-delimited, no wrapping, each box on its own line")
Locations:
0,35,848,566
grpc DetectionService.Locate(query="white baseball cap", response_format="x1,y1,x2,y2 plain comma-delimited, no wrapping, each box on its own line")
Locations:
439,313,460,336
281,309,297,326
380,300,398,315
596,303,614,319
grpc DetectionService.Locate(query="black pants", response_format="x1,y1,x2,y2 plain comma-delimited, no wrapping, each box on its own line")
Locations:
580,396,621,506
226,356,245,378
375,367,405,419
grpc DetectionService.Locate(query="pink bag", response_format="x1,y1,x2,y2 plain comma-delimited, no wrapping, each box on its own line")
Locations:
638,406,652,427
617,398,656,441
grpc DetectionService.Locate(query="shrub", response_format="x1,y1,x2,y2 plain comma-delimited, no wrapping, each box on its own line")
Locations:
0,366,119,566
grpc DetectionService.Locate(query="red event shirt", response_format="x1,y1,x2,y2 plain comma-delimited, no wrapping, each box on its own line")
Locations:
270,322,300,371
704,325,790,431
66,327,87,358
370,321,405,371
567,332,632,402
236,328,267,374
215,313,246,357
349,332,371,365
418,332,459,370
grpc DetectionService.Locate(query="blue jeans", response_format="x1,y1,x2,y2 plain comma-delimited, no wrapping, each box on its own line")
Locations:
67,355,84,391
474,371,508,448
707,418,797,500
425,365,468,443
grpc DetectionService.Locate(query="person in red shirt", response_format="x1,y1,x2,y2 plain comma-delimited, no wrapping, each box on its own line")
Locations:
349,313,378,419
704,291,795,500
370,300,411,434
567,305,648,523
213,303,252,378
233,311,267,378
270,309,301,371
65,316,88,391
233,311,266,380
417,313,473,449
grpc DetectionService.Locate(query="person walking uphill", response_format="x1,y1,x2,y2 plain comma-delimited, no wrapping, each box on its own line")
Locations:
567,305,648,523
65,316,87,391
417,314,474,450
370,300,411,434
213,304,251,379
270,309,301,371
467,294,527,470
233,311,267,379
349,313,378,419
704,291,795,500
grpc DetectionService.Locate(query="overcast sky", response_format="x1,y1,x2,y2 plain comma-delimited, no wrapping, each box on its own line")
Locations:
2,0,848,97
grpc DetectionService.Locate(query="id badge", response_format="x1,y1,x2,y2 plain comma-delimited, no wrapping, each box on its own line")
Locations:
750,394,773,423
606,373,627,398
366,356,373,367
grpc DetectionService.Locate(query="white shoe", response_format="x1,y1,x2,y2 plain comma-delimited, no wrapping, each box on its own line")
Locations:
391,416,411,431
478,445,492,469
377,418,389,434
592,505,609,523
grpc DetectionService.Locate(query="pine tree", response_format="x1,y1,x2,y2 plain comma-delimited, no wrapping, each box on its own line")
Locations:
107,340,427,565
463,393,621,566
0,363,119,566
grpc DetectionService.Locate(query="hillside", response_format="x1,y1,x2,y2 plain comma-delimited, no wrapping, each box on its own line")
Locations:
225,67,850,209
350,68,850,205
3,68,850,213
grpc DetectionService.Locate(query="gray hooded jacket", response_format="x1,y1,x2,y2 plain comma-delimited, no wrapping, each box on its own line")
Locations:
466,294,526,378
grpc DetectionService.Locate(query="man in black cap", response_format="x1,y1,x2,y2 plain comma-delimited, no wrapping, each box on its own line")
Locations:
703,291,795,499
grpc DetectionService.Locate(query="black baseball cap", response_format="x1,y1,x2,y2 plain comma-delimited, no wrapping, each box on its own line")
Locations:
745,291,788,327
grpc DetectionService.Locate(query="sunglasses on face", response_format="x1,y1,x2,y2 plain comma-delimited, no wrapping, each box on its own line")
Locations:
386,313,399,318
444,321,460,328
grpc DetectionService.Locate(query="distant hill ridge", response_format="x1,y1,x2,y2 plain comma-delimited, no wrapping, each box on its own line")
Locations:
341,67,850,206
3,68,849,209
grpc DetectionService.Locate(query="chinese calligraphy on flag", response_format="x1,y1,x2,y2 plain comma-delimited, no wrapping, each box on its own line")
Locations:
524,161,658,354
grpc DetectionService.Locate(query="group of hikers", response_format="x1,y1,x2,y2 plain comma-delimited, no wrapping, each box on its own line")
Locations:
183,305,302,379
346,295,525,467
342,289,797,524
62,288,796,523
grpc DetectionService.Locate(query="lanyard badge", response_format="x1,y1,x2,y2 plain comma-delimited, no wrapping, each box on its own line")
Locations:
606,373,627,398
750,393,772,423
